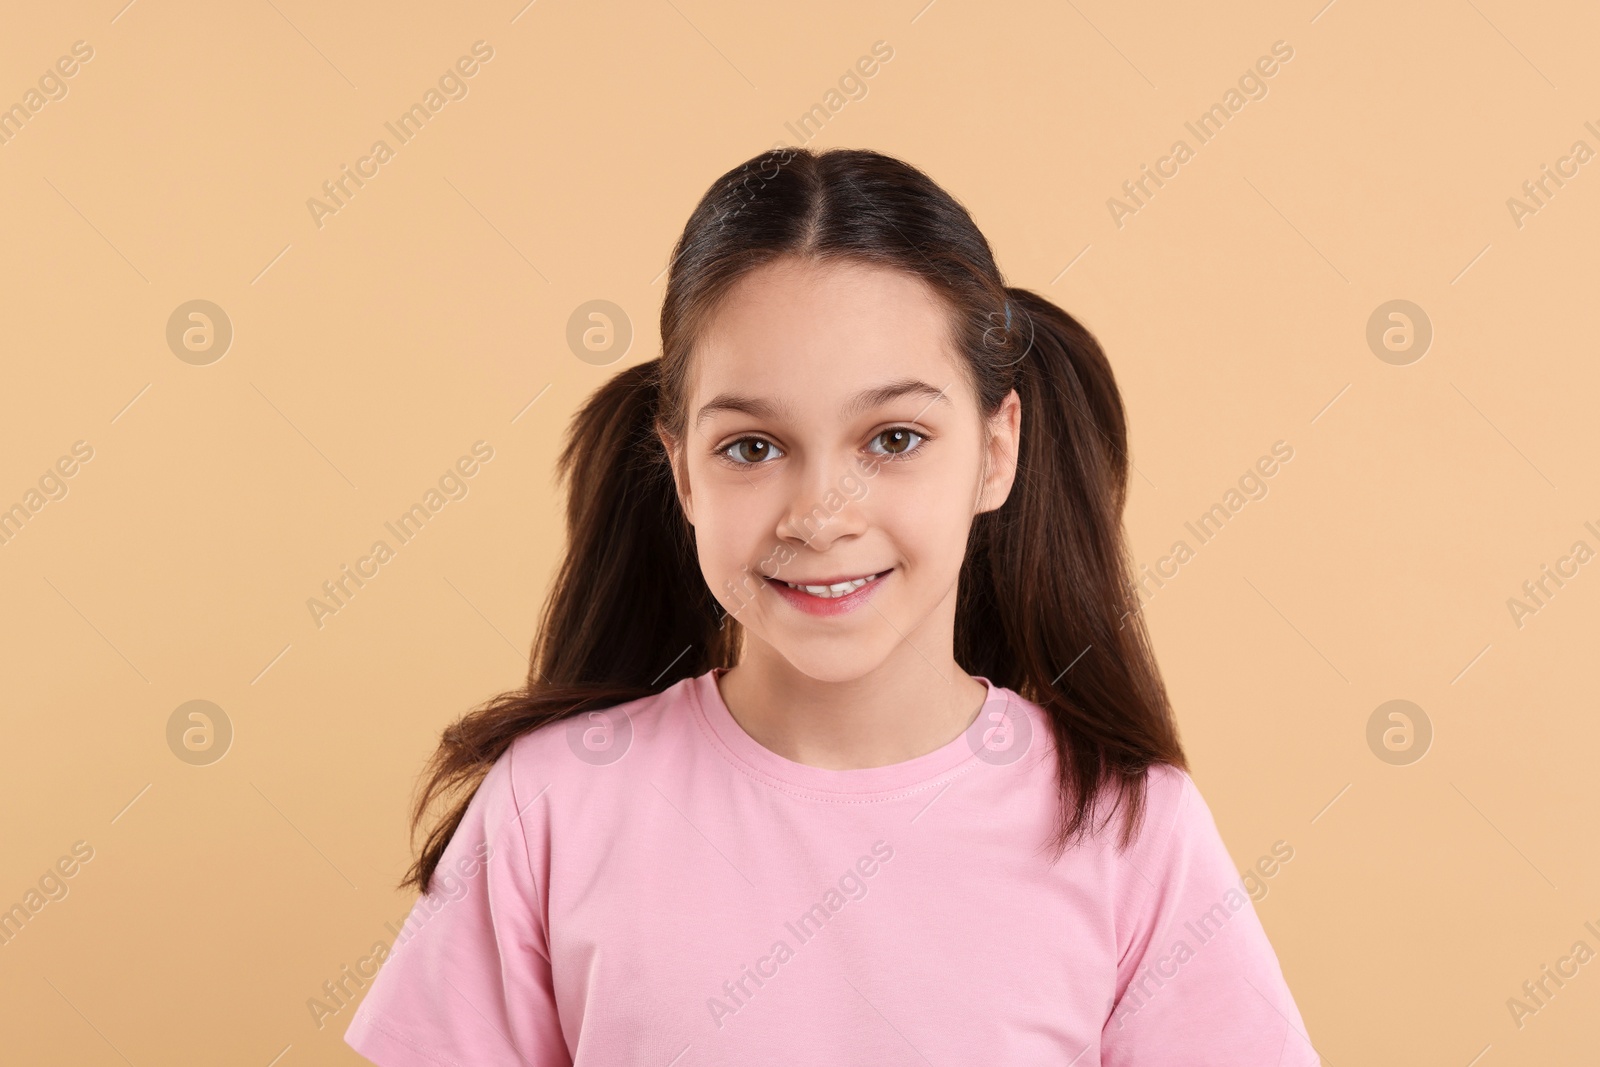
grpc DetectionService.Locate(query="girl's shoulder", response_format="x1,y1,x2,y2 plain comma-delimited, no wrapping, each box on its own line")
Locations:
1133,759,1196,831
1000,683,1196,854
495,674,700,793
1094,756,1209,851
437,680,697,879
1102,759,1255,916
1126,760,1206,859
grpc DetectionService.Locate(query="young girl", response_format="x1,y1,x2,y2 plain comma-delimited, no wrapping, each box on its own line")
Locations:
345,147,1318,1065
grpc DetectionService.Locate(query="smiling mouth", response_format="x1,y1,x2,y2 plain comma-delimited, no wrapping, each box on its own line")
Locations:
766,570,890,599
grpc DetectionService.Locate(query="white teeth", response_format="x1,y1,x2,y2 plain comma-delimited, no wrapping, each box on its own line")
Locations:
782,573,879,598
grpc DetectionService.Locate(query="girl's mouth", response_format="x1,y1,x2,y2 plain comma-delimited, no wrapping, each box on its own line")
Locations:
763,569,891,616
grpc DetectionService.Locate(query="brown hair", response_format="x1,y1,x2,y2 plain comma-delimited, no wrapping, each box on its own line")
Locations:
399,146,1186,894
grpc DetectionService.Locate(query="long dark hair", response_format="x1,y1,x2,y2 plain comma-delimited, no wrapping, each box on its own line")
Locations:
399,146,1186,894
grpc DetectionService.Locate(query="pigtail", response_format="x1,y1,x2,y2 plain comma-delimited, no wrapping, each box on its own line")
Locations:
959,287,1186,857
536,359,733,687
400,359,733,895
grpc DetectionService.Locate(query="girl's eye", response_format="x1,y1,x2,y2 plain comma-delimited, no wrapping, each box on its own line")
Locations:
717,427,927,466
720,438,783,465
867,427,925,458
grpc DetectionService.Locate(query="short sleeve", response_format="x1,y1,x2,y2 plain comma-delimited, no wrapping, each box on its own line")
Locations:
345,740,569,1066
1102,769,1320,1066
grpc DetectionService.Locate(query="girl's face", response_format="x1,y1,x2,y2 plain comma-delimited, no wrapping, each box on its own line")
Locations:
662,257,1021,683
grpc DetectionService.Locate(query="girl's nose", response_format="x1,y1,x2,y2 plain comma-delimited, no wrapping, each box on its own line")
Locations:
778,459,867,551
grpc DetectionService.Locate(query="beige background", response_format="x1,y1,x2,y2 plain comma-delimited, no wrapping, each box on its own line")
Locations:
2,0,1596,1062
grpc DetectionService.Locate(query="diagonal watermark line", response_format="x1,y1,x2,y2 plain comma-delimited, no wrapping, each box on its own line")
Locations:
1463,0,1556,88
1310,383,1350,424
842,975,935,1065
910,780,954,823
1450,643,1491,685
651,644,694,687
1063,0,1155,88
1451,243,1491,285
1449,382,1556,489
1051,644,1092,686
651,782,755,886
443,176,551,283
495,783,552,910
1310,782,1350,824
252,243,292,285
1450,781,1556,889
111,783,152,824
507,782,551,828
511,383,552,424
443,974,522,1057
111,383,152,423
444,576,529,665
1240,973,1330,1065
1051,243,1093,284
42,575,149,682
250,381,360,489
1243,176,1349,283
111,0,139,23
660,0,758,89
511,0,539,23
44,177,148,283
252,781,361,889
263,0,358,88
44,978,136,1065
251,643,293,685
1242,575,1349,683
866,601,951,685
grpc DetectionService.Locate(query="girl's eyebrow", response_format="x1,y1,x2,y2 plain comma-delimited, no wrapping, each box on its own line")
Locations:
695,377,951,426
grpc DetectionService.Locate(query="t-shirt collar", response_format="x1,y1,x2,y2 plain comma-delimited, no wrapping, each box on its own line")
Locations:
688,665,1013,800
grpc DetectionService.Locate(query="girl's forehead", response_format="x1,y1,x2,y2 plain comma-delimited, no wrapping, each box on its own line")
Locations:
714,256,944,325
687,260,968,405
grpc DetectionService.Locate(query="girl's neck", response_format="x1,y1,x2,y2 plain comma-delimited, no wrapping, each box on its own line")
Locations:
713,654,989,771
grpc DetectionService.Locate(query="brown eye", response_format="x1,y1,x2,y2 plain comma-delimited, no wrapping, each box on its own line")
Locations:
722,438,781,465
870,428,924,457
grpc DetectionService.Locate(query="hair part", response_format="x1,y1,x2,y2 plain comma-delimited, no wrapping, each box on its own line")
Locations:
400,146,1186,895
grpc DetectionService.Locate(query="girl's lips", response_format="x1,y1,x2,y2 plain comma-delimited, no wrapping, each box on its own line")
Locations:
763,569,891,617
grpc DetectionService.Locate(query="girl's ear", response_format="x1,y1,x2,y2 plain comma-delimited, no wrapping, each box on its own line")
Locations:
657,425,695,526
975,388,1022,515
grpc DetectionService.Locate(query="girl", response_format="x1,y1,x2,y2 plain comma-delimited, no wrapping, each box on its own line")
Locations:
345,147,1318,1065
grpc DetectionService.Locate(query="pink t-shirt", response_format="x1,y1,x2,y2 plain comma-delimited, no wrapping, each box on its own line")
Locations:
346,668,1319,1065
